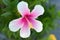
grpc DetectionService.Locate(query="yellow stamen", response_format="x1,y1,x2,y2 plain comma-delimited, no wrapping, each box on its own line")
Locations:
29,22,33,29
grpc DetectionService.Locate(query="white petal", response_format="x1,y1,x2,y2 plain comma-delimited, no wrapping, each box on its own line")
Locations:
30,19,43,32
20,24,30,38
17,1,30,16
31,5,44,18
33,20,43,32
9,18,23,32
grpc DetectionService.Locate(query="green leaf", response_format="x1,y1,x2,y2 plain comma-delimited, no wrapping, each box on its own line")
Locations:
1,12,12,18
57,11,60,17
2,0,10,6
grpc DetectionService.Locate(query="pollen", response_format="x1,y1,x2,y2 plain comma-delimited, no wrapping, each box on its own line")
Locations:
29,22,33,29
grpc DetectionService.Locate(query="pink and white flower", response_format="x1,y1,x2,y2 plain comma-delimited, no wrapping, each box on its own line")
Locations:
9,1,44,38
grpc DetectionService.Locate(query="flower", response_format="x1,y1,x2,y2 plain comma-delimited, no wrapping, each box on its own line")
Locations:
49,34,57,40
9,1,44,38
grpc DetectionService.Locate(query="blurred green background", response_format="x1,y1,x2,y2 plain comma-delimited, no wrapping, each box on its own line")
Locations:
0,0,60,40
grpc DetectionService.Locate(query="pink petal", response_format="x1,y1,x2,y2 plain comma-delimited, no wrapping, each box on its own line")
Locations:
9,18,23,32
17,1,30,16
30,19,43,32
31,5,44,18
20,23,30,38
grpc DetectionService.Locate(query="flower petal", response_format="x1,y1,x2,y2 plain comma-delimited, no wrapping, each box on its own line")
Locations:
20,23,30,38
30,19,43,32
9,18,23,32
31,5,44,18
17,1,30,16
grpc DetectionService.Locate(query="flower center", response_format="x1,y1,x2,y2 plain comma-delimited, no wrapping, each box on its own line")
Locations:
24,15,33,29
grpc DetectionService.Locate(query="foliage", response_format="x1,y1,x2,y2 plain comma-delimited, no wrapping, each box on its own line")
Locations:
0,0,59,40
